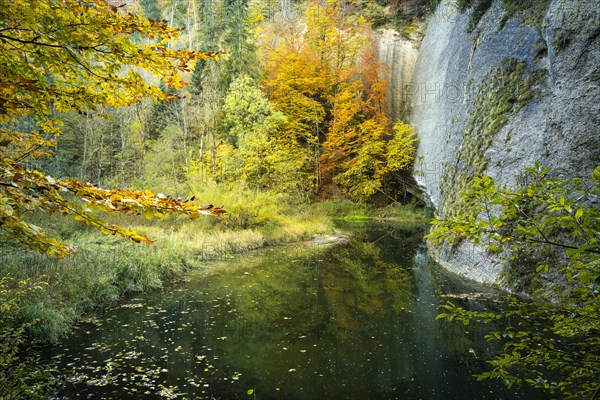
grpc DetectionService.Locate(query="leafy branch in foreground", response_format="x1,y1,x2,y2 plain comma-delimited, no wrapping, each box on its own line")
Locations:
0,0,224,257
429,163,600,399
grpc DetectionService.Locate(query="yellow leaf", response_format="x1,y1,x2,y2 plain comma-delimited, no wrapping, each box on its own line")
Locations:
144,208,154,220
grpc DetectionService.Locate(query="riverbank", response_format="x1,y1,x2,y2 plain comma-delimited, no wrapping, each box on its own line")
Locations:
320,200,433,222
1,204,333,342
1,200,432,343
1,200,430,342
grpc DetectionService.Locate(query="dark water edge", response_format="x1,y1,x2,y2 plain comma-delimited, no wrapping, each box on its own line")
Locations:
44,221,547,399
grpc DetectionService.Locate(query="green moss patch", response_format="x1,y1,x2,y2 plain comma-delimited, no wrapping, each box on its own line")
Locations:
457,0,552,33
440,58,546,222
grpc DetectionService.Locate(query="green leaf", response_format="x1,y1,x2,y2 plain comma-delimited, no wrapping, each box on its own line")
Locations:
592,166,600,183
535,264,549,273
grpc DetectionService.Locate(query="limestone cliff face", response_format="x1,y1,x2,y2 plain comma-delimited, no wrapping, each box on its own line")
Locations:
377,29,419,121
406,0,600,284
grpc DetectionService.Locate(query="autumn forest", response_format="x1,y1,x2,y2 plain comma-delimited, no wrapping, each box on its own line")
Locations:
1,0,598,399
41,0,418,204
0,0,434,397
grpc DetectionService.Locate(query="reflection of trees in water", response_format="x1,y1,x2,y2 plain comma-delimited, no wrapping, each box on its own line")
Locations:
318,239,415,340
205,227,421,346
204,226,421,397
49,226,420,398
199,227,415,352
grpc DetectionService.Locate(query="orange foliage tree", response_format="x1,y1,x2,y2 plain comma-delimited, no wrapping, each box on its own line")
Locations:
260,0,415,201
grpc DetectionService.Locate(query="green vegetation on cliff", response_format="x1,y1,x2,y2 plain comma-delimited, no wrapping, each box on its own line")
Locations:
440,57,546,226
430,164,600,399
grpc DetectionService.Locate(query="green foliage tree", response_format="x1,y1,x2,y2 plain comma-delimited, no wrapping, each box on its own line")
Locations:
222,75,281,147
220,74,308,193
144,124,189,195
147,83,181,140
0,0,223,258
140,0,162,20
221,0,259,85
429,163,600,399
197,0,225,50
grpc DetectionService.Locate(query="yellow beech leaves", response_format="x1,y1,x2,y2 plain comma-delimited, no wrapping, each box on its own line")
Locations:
0,0,223,257
260,0,416,201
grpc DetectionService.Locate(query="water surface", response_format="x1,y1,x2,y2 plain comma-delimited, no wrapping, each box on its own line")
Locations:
49,222,541,399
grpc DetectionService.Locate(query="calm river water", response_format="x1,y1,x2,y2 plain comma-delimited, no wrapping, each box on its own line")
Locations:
48,222,543,399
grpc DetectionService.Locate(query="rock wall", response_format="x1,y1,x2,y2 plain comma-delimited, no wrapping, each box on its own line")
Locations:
406,0,600,284
377,29,419,121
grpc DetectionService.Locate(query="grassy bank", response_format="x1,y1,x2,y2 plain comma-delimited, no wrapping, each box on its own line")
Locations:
1,195,431,343
319,199,433,222
1,200,334,342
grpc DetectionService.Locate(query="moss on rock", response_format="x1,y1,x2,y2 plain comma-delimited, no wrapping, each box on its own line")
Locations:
440,58,546,224
458,0,552,33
